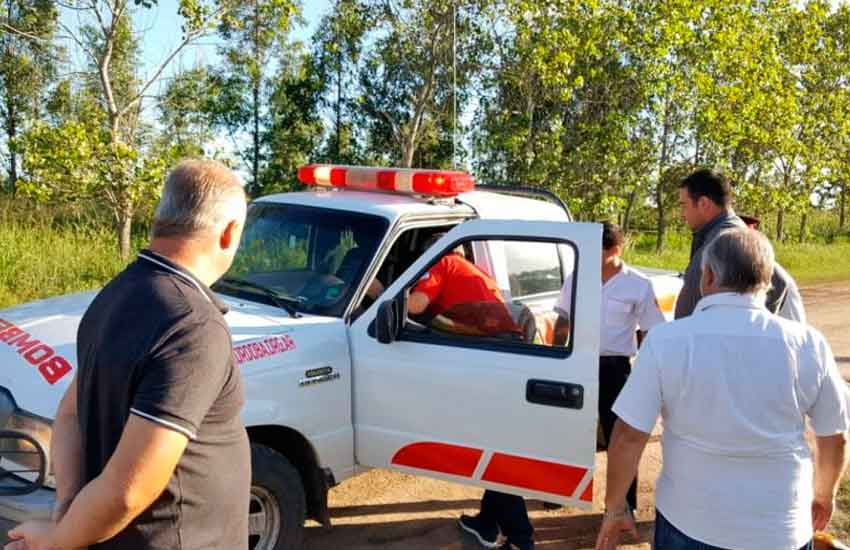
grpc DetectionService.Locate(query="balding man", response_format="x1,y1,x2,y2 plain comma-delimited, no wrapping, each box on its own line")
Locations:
595,228,849,550
6,160,250,550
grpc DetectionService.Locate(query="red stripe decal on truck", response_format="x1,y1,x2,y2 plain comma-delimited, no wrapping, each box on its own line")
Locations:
580,480,593,502
481,453,587,497
391,442,483,477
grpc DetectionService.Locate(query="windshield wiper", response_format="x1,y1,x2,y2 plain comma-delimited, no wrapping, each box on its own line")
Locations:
215,277,301,318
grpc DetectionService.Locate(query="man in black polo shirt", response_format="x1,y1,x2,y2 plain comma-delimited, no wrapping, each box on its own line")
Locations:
6,160,249,550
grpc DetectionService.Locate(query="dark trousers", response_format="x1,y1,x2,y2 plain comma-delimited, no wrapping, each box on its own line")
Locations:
599,355,637,510
654,509,812,550
478,490,534,548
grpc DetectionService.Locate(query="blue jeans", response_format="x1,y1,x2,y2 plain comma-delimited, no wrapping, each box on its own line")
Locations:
654,509,812,550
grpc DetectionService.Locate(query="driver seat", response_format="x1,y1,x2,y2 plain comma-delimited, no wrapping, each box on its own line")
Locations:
336,246,369,284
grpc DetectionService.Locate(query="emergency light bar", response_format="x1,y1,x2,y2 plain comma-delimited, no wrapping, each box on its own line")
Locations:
297,164,475,197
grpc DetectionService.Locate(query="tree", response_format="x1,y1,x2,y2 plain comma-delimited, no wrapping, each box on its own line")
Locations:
259,46,324,192
16,0,235,257
0,0,58,193
473,1,663,222
312,0,371,163
157,66,216,157
209,0,298,193
357,0,486,168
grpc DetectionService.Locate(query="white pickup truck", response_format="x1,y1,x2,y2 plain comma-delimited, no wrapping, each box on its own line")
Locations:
0,165,681,549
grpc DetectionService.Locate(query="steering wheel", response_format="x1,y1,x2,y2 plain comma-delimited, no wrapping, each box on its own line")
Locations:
298,273,346,304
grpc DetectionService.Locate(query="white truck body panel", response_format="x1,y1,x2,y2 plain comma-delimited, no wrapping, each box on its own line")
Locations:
350,220,602,507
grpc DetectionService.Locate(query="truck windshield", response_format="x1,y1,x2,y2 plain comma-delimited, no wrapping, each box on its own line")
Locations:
214,203,388,317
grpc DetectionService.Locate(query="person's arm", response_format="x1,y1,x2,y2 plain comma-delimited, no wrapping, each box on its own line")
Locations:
807,333,850,531
366,278,385,300
673,254,701,319
778,282,807,324
552,274,573,347
552,314,570,346
812,432,849,531
7,416,189,549
8,320,235,550
595,336,664,549
408,291,431,315
50,377,83,521
595,420,650,550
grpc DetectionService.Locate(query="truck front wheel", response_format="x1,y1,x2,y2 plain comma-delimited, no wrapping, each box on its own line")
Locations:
249,443,306,550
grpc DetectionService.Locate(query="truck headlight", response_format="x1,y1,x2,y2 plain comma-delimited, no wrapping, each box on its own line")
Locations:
0,387,53,493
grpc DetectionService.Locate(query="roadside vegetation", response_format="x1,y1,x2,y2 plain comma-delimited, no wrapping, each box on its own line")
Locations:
2,197,849,311
624,212,850,285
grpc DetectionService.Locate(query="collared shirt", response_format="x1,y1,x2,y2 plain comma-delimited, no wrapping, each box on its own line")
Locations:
76,250,249,550
414,252,505,315
614,292,849,550
413,253,519,334
554,263,666,356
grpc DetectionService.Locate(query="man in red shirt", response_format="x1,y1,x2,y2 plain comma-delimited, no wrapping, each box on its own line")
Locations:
408,244,519,337
408,240,530,549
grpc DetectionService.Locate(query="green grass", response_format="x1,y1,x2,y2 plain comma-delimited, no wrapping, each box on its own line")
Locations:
623,230,850,286
1,198,849,309
0,199,137,309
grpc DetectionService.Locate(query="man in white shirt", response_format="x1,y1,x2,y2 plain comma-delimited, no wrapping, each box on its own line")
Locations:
553,222,666,511
595,228,849,550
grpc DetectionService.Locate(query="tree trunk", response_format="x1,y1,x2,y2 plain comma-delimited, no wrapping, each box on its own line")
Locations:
622,185,639,233
693,132,701,167
251,0,261,193
798,210,807,243
840,182,846,230
115,204,133,259
3,0,14,193
655,105,672,253
7,104,17,194
335,47,343,160
252,80,260,191
401,139,415,168
776,208,784,242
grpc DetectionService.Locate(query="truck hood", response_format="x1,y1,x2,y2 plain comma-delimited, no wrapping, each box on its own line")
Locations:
0,290,313,419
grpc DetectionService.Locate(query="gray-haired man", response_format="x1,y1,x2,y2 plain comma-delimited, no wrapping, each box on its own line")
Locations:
6,160,250,550
595,228,849,550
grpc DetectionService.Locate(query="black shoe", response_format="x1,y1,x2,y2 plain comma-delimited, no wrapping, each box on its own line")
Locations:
458,514,500,549
499,543,535,550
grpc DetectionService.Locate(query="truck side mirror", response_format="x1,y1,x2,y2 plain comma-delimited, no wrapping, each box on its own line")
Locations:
375,297,404,344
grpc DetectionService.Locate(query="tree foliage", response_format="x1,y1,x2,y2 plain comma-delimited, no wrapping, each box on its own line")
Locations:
5,0,850,259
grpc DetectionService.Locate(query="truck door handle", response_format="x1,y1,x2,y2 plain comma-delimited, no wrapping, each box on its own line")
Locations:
526,379,584,409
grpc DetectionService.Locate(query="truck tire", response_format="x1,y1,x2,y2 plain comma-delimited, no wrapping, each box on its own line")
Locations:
249,443,306,550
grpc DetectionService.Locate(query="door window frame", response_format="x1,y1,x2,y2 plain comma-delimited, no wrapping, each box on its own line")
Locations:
371,234,579,359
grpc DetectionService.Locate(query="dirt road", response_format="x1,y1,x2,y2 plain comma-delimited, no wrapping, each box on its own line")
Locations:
304,281,850,550
2,282,847,548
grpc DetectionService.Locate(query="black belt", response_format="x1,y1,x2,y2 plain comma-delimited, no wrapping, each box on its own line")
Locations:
599,355,630,365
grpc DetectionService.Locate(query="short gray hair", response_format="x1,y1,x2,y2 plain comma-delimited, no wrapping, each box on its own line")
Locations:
152,160,246,238
701,228,775,294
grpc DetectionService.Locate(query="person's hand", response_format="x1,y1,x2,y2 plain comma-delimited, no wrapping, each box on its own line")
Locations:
5,520,59,550
595,505,638,550
812,494,835,531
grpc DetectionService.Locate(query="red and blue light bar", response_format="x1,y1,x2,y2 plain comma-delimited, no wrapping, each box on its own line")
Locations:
297,164,475,197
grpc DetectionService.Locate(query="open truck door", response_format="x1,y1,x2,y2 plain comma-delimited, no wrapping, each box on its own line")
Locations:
349,219,602,507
